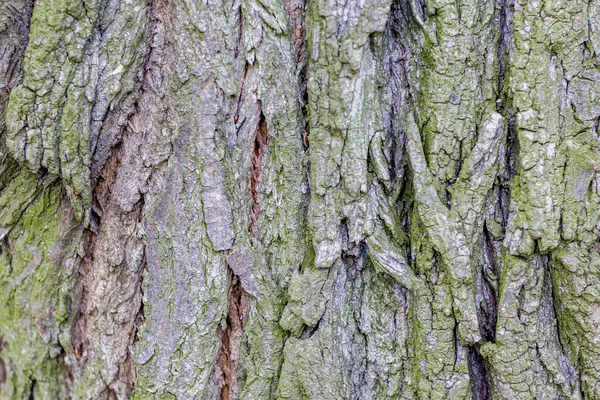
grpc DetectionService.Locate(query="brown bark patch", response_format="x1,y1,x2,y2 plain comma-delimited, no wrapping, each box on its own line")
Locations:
248,105,268,236
218,269,250,400
282,0,306,67
73,138,125,361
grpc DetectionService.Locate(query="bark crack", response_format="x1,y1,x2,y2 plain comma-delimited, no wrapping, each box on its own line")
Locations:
217,268,250,400
249,103,269,236
467,345,491,400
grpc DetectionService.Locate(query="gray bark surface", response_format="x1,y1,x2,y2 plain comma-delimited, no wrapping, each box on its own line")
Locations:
1,0,600,399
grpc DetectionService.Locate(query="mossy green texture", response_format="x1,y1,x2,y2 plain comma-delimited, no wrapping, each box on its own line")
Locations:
409,0,498,200
5,0,98,221
0,181,81,400
504,0,587,255
488,1,600,398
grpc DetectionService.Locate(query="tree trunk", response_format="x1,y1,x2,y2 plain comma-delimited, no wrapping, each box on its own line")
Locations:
1,0,599,398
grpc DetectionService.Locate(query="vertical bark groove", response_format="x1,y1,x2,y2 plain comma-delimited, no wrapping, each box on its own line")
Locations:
468,345,491,400
217,269,250,400
249,105,268,236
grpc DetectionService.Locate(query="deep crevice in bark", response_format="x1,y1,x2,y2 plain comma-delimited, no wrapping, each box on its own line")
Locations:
217,269,250,400
234,2,243,59
385,0,409,186
282,0,307,69
299,319,321,340
494,0,518,219
496,0,517,187
468,345,492,400
249,104,268,236
496,0,513,107
234,62,251,125
480,223,498,343
27,379,35,400
503,111,518,185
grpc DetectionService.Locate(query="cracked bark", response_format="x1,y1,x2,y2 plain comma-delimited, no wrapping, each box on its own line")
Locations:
2,0,600,399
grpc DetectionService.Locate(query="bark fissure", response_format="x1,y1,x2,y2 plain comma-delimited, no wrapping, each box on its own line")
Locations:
234,62,251,125
217,269,250,400
480,223,498,343
467,345,491,400
496,0,513,107
249,104,269,236
234,3,243,59
0,0,34,138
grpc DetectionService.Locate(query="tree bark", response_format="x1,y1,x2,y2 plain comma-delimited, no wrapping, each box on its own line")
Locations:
1,0,600,398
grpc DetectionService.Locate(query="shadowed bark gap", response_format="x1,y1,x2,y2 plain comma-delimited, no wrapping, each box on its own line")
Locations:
234,4,243,59
468,345,491,400
249,105,269,236
299,318,321,340
496,0,513,105
480,223,498,342
234,62,251,124
218,270,250,400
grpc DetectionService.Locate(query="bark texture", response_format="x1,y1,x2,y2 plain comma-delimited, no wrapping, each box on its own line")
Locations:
1,0,600,399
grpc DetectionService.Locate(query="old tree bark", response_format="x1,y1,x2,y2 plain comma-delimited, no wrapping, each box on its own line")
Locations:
1,0,600,398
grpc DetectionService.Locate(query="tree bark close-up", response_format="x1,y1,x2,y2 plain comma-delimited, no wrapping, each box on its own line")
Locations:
1,0,600,398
